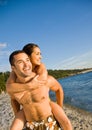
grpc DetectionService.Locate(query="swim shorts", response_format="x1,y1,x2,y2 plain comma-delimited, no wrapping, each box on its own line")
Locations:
26,115,62,130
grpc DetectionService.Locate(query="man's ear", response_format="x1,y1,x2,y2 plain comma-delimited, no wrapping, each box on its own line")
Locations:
11,66,15,71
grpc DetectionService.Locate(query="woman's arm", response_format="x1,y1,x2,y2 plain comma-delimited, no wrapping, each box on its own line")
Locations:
36,63,48,81
6,73,46,94
6,71,16,84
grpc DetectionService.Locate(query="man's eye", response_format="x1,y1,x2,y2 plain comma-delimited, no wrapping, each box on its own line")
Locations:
26,59,30,62
18,61,23,64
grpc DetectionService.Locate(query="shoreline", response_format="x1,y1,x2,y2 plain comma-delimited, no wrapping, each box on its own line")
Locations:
0,93,92,130
64,103,92,115
67,68,92,78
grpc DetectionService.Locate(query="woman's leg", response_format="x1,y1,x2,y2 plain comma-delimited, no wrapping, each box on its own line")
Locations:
50,101,72,130
10,110,26,130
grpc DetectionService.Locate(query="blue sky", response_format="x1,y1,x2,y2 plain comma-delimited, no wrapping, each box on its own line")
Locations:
0,0,92,72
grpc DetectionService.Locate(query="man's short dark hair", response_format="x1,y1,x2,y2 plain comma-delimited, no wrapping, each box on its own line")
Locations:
9,50,25,65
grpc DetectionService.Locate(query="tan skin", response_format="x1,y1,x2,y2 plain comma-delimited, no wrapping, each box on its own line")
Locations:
6,48,72,130
7,52,63,127
12,75,62,122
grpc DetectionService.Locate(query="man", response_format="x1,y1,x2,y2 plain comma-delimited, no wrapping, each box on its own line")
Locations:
6,50,72,130
6,51,72,130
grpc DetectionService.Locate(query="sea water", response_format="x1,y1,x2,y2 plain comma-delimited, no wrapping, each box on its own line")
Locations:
49,71,92,113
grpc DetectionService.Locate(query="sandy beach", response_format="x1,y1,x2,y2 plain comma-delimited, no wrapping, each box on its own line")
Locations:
0,92,92,130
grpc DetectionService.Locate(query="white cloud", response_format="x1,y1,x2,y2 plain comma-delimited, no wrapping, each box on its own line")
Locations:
0,43,7,48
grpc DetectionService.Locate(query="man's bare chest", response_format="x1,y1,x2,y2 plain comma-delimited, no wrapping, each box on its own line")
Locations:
14,86,49,105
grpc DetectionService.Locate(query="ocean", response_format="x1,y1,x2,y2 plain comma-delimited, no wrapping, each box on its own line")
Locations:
49,71,92,113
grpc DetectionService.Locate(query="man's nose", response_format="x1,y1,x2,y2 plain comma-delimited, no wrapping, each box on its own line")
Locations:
24,61,28,66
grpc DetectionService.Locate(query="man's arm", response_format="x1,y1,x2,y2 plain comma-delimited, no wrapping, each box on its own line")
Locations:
48,75,64,107
11,98,20,115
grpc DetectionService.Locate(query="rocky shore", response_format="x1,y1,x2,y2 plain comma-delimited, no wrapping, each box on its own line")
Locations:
0,92,92,130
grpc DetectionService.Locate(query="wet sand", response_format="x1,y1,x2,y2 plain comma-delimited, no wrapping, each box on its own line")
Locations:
0,92,92,130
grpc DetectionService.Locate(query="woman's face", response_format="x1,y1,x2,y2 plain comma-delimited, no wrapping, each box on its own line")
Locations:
30,47,42,66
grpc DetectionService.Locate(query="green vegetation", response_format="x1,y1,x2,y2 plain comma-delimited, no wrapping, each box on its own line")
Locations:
0,71,10,93
0,68,92,93
48,68,91,79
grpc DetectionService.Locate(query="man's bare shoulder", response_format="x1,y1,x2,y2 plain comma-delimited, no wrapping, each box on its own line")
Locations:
47,75,56,80
47,75,56,85
47,75,61,90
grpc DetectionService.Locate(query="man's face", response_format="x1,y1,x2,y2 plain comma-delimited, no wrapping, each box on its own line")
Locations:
12,53,32,77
